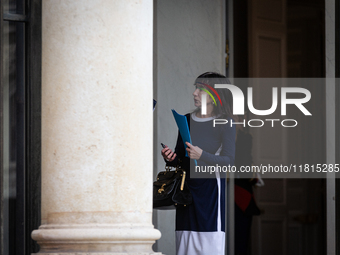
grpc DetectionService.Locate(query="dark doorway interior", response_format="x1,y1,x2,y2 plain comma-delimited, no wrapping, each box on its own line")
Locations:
233,0,326,254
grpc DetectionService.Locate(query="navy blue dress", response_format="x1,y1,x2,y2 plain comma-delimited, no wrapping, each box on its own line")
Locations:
167,113,235,255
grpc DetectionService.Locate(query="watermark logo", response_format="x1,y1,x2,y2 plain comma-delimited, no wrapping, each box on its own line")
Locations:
200,84,312,127
197,82,222,115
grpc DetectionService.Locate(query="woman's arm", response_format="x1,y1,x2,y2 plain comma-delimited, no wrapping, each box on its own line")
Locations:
161,130,186,167
186,124,236,166
161,146,177,162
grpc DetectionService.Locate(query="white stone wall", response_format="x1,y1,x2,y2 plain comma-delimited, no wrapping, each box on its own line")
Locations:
153,1,226,254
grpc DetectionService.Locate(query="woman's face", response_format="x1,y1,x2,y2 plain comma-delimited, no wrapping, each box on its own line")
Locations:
193,83,213,108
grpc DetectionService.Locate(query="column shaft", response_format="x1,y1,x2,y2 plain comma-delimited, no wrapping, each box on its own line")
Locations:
31,1,161,254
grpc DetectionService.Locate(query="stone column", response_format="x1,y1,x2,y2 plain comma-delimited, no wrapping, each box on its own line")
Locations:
31,1,161,254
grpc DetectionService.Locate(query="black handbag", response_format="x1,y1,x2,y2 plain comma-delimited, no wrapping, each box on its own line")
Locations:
153,165,192,209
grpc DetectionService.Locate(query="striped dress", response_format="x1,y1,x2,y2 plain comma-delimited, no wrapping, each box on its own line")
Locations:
167,113,235,255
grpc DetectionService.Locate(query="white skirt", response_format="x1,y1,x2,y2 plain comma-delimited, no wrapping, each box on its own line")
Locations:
176,230,225,255
176,175,225,255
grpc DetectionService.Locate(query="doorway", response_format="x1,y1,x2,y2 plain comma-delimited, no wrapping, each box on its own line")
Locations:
233,0,326,254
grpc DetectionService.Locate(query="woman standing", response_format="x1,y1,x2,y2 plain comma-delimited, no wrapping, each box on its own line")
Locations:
161,72,236,255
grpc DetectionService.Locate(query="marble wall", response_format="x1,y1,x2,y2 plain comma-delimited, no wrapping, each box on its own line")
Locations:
153,0,226,254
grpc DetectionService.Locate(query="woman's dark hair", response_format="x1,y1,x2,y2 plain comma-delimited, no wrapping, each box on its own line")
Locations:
194,72,233,119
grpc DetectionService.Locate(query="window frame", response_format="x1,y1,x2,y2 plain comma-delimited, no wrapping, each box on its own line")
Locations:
336,0,340,254
0,0,41,254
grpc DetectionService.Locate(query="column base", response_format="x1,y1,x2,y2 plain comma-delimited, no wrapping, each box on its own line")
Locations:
33,253,163,255
32,225,163,254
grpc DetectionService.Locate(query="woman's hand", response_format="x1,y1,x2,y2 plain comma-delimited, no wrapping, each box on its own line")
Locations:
161,146,177,162
185,142,203,160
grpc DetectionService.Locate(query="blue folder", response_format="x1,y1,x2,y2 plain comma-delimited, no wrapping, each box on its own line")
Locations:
171,109,197,166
